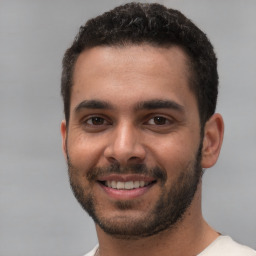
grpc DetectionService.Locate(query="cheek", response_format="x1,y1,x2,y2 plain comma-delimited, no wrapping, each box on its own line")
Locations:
67,133,106,171
150,133,199,174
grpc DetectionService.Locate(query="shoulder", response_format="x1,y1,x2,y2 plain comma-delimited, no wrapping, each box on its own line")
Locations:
199,236,256,256
83,245,98,256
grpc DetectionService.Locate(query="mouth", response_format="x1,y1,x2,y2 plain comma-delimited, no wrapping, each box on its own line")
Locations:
99,180,156,190
97,175,157,200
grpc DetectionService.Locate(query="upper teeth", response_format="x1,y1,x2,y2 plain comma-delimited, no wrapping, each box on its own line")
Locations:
105,180,150,190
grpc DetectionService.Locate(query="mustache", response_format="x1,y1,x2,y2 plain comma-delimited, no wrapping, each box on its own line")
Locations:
85,163,167,183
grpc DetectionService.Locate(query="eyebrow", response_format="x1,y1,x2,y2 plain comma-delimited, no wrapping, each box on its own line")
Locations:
135,99,184,112
74,100,113,113
74,99,184,113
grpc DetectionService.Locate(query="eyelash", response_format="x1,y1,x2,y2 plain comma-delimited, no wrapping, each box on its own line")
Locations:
145,116,172,126
83,116,111,126
82,115,173,127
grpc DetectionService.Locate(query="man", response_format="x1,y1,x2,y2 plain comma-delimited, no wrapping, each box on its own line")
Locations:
60,3,256,256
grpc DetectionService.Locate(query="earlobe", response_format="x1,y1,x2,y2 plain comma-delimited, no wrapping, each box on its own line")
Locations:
60,120,67,160
201,113,224,168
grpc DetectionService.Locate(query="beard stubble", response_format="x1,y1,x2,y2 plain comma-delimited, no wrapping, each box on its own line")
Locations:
67,142,203,239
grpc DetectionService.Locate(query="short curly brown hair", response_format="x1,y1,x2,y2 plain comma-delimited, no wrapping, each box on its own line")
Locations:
61,2,218,126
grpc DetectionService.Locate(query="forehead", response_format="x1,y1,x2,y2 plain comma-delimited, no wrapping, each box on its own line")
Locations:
74,44,190,80
71,45,195,111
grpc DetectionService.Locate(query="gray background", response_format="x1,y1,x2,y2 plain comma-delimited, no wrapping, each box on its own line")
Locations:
0,0,255,255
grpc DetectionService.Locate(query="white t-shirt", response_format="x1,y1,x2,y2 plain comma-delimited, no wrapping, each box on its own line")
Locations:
198,236,256,256
84,236,256,256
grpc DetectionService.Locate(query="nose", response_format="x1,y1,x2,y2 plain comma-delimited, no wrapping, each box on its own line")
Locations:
103,122,146,165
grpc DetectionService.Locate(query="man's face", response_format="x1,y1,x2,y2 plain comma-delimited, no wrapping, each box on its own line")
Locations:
61,45,203,239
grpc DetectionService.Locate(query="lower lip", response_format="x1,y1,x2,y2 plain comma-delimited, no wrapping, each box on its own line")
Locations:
98,182,154,200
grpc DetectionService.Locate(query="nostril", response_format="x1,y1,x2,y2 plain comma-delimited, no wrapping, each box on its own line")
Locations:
127,156,145,165
107,157,119,164
104,138,146,165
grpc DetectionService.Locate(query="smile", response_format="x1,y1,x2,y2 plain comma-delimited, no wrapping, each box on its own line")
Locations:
97,175,157,199
102,180,154,190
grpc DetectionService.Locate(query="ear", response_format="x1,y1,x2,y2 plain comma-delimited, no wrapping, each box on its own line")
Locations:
60,120,68,160
201,113,224,168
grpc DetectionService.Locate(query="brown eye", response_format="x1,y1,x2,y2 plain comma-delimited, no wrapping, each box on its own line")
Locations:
153,116,167,125
87,117,106,125
147,116,169,125
144,115,175,133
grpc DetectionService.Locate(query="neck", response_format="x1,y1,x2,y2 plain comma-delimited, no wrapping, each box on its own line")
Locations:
95,183,219,256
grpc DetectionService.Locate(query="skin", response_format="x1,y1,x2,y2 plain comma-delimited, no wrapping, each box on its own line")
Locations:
61,45,224,256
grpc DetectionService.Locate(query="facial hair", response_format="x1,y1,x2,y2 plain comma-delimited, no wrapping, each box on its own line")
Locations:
67,143,203,239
